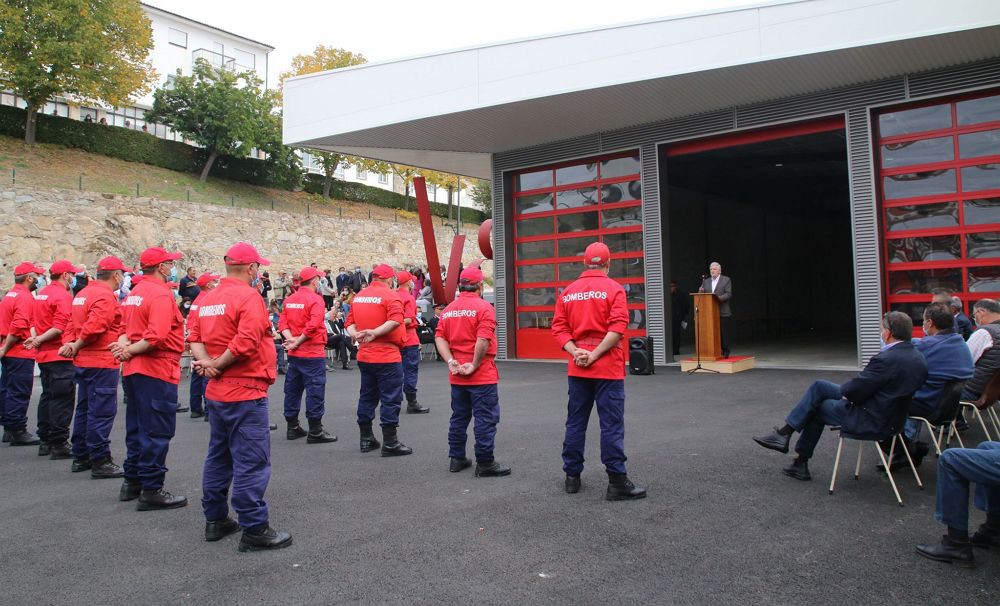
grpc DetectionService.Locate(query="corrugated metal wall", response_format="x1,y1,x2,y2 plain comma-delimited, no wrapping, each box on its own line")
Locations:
492,58,1000,366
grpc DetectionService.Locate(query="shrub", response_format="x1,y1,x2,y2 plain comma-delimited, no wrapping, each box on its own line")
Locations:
302,173,484,223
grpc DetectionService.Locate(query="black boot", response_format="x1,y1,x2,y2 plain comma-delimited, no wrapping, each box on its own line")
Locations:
306,418,337,444
205,517,241,542
71,456,92,473
8,429,40,446
286,417,307,440
449,457,472,472
753,427,790,454
783,458,812,481
475,461,511,477
49,442,73,460
380,425,413,457
118,479,142,502
38,443,51,456
916,536,975,567
606,473,647,501
238,525,293,552
136,488,188,511
359,421,381,453
190,410,205,419
177,403,189,413
405,392,429,414
565,474,581,494
91,458,125,479
971,518,1000,549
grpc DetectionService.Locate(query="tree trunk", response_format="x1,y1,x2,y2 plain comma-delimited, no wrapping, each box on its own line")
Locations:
404,182,410,211
323,167,333,198
24,104,38,145
199,149,219,182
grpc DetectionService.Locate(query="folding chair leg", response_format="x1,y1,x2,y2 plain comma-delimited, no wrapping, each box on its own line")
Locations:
972,407,994,441
951,422,965,448
899,439,923,489
923,419,942,456
988,406,1000,436
874,442,904,507
829,436,844,495
854,442,863,480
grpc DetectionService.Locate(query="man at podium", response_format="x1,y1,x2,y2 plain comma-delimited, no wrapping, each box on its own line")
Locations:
699,262,732,358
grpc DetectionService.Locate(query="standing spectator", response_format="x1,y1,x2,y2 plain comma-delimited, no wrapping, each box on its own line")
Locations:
349,266,368,294
367,264,377,287
335,267,351,293
259,271,272,301
73,265,89,295
412,268,426,294
178,267,200,301
268,300,286,375
271,271,291,308
319,269,336,311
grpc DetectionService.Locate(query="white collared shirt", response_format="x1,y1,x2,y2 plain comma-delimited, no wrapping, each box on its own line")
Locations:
711,276,719,293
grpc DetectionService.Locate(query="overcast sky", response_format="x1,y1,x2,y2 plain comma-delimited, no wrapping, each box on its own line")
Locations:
146,0,760,88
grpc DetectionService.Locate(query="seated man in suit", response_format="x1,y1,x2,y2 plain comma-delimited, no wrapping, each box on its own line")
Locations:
698,262,732,357
325,308,357,370
753,311,928,481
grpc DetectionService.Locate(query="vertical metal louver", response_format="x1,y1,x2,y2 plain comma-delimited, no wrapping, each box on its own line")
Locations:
639,142,666,364
491,156,508,360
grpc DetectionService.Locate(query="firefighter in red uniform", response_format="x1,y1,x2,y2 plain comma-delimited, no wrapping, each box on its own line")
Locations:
278,266,336,443
346,263,412,456
112,247,188,510
186,272,220,419
551,242,646,500
24,260,78,458
59,257,127,476
396,270,429,414
0,262,45,446
188,242,292,552
434,267,510,477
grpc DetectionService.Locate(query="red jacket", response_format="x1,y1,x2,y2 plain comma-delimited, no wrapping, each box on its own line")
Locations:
121,278,185,384
551,269,629,380
63,281,122,369
345,281,406,363
435,292,498,385
187,277,276,402
0,284,37,360
278,287,326,358
32,282,73,363
397,287,420,347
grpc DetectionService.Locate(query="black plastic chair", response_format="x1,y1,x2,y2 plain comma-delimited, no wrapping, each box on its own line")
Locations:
908,379,966,456
828,395,922,507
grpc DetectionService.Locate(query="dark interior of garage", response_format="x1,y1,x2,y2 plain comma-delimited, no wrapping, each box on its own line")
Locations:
663,129,857,366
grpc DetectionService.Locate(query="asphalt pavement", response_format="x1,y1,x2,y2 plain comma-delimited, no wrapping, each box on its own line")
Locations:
0,360,996,604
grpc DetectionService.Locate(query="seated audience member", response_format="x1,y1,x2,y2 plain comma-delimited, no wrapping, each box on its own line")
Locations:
951,297,974,341
324,308,356,370
962,299,1000,403
752,312,927,481
916,441,1000,567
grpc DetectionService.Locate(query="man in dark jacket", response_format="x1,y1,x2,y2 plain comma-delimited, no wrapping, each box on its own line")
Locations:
962,298,1000,402
753,311,928,481
951,297,975,341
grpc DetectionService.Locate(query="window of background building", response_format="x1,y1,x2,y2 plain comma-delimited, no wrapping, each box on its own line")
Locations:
168,28,187,48
378,172,388,184
233,49,255,71
334,165,345,178
356,168,367,180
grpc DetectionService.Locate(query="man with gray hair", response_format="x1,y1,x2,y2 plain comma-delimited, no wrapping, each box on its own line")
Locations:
951,296,974,340
699,261,733,358
962,299,1000,402
753,311,928,481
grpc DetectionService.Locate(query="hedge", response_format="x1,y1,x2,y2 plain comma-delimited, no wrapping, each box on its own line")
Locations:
302,173,485,223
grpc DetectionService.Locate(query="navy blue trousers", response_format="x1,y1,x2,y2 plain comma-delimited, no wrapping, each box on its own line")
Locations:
37,360,75,444
70,367,119,461
785,380,849,460
202,397,271,531
189,371,206,413
448,383,499,464
123,374,178,490
357,361,402,427
0,357,35,432
936,441,1000,533
283,356,327,420
401,345,420,395
562,377,627,476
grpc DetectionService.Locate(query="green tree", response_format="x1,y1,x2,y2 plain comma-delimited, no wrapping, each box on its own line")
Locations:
471,180,492,216
280,45,368,197
146,60,274,182
0,0,155,144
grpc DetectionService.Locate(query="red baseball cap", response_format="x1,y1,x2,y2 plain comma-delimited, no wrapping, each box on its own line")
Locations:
195,272,221,288
225,242,270,266
299,266,323,282
97,256,129,272
459,267,484,284
13,262,45,276
583,242,610,265
48,260,82,276
139,247,183,267
396,270,414,285
131,274,145,285
371,264,395,280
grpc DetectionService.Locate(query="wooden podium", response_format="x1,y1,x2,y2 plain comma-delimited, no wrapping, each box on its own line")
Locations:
691,292,721,361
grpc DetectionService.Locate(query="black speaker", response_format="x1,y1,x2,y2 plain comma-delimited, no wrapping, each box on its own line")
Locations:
629,336,654,375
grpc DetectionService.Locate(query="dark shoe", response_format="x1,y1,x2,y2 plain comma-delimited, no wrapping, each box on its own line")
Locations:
306,419,337,444
269,424,277,431
286,422,307,441
205,517,241,542
1,430,9,443
49,443,73,460
753,428,790,454
90,458,125,479
277,368,286,375
721,349,730,358
204,413,210,422
782,459,811,481
606,474,647,501
359,422,381,453
118,479,141,502
449,457,472,472
177,405,189,413
475,461,511,477
916,536,975,567
876,452,910,473
405,392,429,414
8,429,40,446
38,443,51,457
971,525,1000,549
565,475,581,494
190,410,205,419
238,526,292,552
342,363,351,370
71,457,92,473
136,488,188,511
